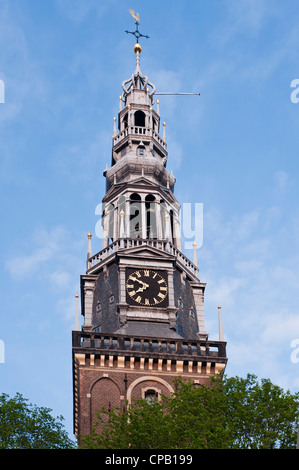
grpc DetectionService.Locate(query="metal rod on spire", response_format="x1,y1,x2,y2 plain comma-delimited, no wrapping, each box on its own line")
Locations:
155,92,201,96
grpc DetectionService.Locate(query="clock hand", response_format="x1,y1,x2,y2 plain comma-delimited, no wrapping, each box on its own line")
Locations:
130,276,144,285
130,276,149,288
135,283,149,293
135,287,145,293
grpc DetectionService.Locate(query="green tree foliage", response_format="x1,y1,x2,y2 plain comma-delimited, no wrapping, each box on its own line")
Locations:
223,374,299,449
0,393,76,449
80,374,299,449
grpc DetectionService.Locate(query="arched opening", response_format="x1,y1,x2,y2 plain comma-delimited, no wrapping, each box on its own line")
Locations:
160,199,167,239
129,193,142,238
134,110,145,127
123,113,128,129
145,194,157,239
152,117,158,133
170,209,174,242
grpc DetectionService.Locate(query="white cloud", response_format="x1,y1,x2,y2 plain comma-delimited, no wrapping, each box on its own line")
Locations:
261,311,299,344
205,276,246,310
49,270,72,291
5,225,84,327
55,295,78,324
199,197,299,390
6,226,68,279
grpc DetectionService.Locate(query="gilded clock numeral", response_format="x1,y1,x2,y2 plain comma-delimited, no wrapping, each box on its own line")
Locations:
144,270,149,276
158,292,166,299
127,284,134,289
145,298,150,305
135,295,142,303
160,286,167,291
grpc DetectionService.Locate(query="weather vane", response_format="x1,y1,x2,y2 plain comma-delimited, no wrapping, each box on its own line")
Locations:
125,9,150,44
125,9,200,98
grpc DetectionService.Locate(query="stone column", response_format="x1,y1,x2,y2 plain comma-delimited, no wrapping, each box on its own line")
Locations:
102,211,109,249
126,198,130,238
141,195,146,239
113,206,118,241
156,201,162,239
173,208,182,250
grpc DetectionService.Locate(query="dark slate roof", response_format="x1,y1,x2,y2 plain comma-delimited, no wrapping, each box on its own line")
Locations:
114,321,183,339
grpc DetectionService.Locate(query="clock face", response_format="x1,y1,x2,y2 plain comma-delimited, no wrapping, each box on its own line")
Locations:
126,269,168,307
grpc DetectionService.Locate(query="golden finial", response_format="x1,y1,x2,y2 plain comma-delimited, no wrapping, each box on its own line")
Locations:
133,43,142,54
87,233,92,239
75,293,79,298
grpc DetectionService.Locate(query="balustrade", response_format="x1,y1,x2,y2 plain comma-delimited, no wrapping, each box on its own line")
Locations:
72,331,226,360
87,238,199,277
113,126,166,149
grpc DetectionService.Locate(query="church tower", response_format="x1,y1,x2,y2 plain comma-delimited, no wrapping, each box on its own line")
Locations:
72,22,227,438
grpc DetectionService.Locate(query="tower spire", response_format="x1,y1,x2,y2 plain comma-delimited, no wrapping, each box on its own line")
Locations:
72,18,227,439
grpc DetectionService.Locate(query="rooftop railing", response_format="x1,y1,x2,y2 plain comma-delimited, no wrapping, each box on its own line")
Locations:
87,238,199,277
113,126,166,150
72,331,227,362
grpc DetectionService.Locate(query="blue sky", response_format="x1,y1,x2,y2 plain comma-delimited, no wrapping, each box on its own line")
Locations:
1,0,299,439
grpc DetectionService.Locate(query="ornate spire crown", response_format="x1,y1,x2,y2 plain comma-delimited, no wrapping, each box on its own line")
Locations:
122,10,156,105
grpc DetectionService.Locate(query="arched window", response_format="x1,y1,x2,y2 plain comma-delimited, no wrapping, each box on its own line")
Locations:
134,110,145,127
144,389,158,404
137,142,146,157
